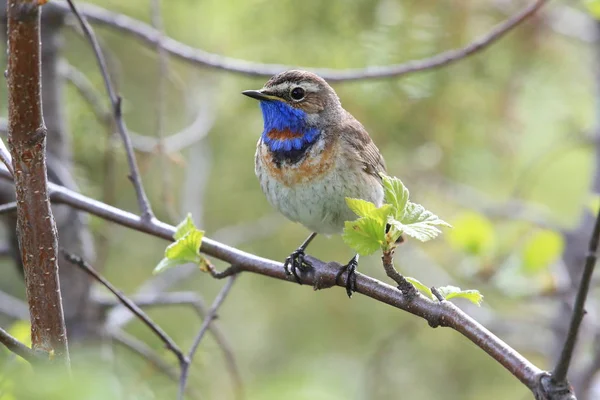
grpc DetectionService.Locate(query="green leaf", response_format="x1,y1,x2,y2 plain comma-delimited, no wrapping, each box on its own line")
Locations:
390,202,451,242
447,211,494,255
165,230,204,262
173,213,198,240
153,257,187,275
522,230,564,274
436,286,484,306
404,276,433,299
154,216,205,275
382,174,410,219
342,216,387,256
345,198,378,218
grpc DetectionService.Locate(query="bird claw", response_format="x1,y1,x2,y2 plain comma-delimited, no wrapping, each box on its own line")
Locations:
335,255,358,298
284,249,310,284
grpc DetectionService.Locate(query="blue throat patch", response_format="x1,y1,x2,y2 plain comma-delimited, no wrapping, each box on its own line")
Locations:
259,100,320,153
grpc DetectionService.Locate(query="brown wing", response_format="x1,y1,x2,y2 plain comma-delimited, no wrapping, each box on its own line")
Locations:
339,111,387,180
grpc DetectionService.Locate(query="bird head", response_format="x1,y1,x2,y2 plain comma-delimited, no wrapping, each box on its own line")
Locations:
243,70,342,153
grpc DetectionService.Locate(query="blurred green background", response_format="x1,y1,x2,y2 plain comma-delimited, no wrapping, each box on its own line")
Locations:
0,0,597,399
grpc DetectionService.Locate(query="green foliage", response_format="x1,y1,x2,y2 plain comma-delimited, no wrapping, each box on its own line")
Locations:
404,278,483,306
343,175,450,255
436,286,484,306
447,211,495,255
521,229,564,274
404,276,433,299
153,214,206,274
342,205,392,256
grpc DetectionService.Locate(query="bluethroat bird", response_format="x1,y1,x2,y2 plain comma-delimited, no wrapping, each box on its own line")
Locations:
243,70,388,298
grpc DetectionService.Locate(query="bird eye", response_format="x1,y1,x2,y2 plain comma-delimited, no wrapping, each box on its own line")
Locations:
290,87,305,101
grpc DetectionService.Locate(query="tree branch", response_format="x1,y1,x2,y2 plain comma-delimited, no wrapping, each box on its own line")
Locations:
0,143,571,398
0,326,43,364
178,276,237,400
61,250,189,368
6,0,69,365
552,206,600,383
64,0,154,221
52,0,547,81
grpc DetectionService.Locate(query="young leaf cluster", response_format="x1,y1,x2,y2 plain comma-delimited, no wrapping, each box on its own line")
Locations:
342,175,451,256
154,214,206,274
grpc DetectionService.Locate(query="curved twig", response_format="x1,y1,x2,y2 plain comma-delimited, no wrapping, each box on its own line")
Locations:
0,326,43,364
178,276,237,400
552,206,600,382
64,0,154,221
53,0,547,81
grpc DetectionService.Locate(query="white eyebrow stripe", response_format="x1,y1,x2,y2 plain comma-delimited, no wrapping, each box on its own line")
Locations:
267,81,320,93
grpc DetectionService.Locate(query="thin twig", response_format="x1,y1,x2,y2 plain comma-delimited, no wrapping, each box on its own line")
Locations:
97,289,243,398
381,249,418,300
111,330,203,400
61,250,188,367
0,201,17,215
54,0,546,81
0,326,42,364
178,276,237,400
0,139,13,177
552,207,600,382
64,0,154,221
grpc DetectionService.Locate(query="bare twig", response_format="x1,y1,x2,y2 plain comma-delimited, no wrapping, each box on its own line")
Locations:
0,139,14,177
94,291,203,308
61,250,188,367
178,276,237,400
552,207,600,382
111,330,202,400
6,0,69,365
0,201,17,215
97,290,243,398
53,0,546,81
0,326,42,364
64,0,154,221
60,60,111,126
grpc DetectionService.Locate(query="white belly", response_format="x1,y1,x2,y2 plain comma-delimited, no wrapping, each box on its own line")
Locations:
255,140,383,234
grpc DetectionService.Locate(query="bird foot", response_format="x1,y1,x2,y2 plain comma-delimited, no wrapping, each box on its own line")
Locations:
335,255,358,298
284,248,312,284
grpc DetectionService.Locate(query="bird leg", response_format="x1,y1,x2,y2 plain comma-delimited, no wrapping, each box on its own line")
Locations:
336,254,359,298
284,232,317,284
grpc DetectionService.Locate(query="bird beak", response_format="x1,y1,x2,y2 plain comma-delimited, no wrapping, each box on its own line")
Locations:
241,89,279,101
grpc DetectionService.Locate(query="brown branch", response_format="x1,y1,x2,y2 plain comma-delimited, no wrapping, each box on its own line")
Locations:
0,153,569,398
0,326,43,364
52,0,546,81
64,0,154,221
178,276,237,400
61,250,189,368
552,206,600,383
6,0,69,365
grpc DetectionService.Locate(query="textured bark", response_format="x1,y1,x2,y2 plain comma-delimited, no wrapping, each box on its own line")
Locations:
6,0,69,363
0,1,101,341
